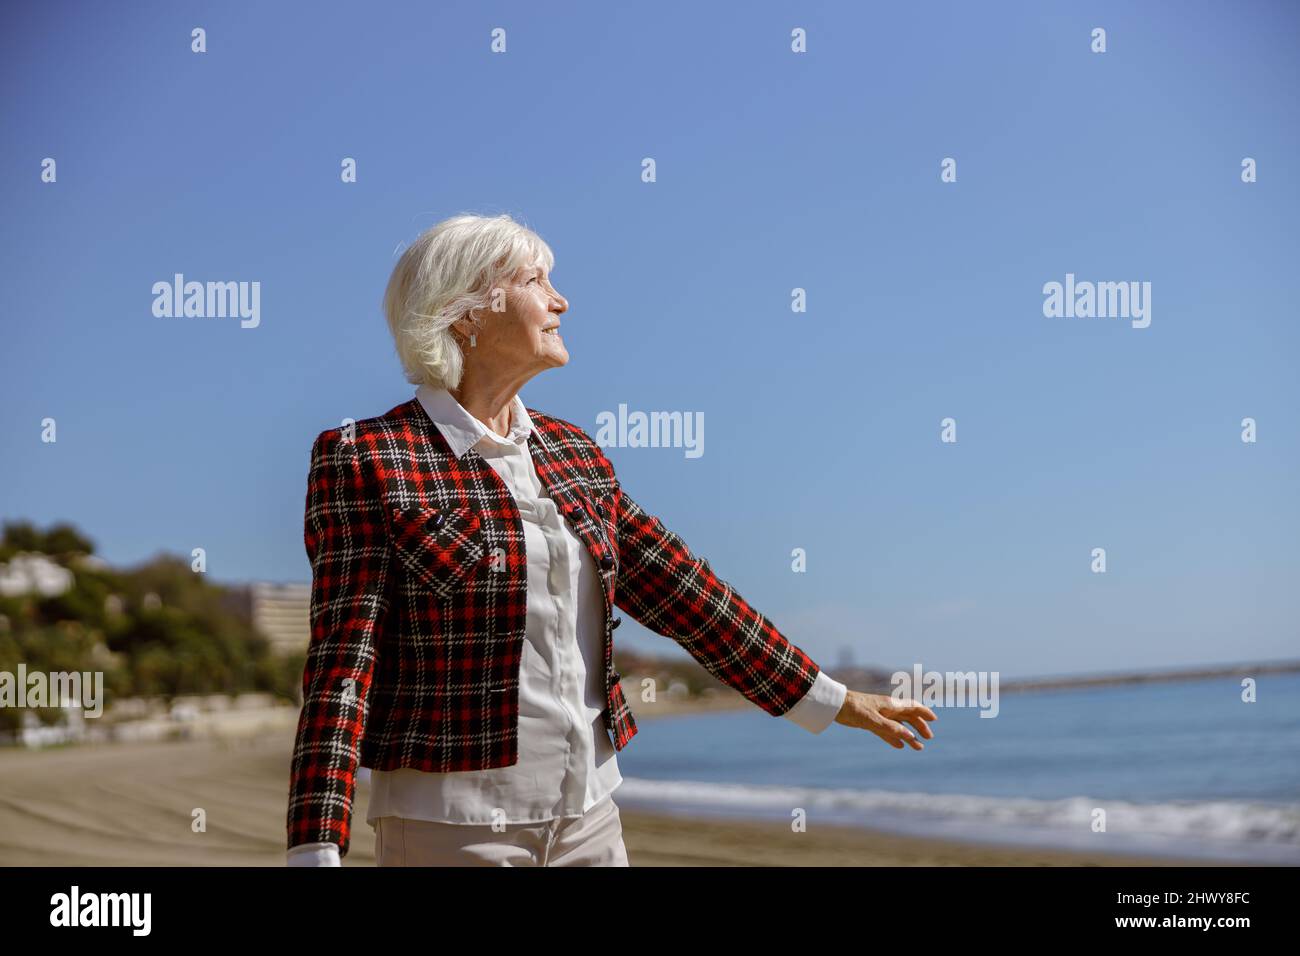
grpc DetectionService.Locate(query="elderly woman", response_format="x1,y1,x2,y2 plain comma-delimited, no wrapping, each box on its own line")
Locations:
285,213,936,867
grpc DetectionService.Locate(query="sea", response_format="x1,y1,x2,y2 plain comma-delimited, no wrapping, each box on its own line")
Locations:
611,671,1300,864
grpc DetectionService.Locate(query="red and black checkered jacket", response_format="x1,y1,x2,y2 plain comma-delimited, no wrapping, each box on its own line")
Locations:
285,397,823,857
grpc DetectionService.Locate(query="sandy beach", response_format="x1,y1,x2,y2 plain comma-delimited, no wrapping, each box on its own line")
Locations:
0,725,1221,867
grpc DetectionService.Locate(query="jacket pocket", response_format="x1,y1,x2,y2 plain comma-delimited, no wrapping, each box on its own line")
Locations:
387,504,487,602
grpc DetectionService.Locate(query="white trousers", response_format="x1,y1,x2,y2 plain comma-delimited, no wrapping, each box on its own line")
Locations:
373,793,630,866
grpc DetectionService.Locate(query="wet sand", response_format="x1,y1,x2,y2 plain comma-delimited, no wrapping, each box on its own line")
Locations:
0,733,1220,867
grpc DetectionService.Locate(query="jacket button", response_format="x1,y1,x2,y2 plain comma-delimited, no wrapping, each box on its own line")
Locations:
566,505,582,520
610,616,622,630
596,503,607,518
599,555,614,571
431,512,445,528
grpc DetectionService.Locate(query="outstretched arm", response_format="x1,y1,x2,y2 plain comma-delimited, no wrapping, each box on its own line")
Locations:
610,474,842,728
610,475,936,748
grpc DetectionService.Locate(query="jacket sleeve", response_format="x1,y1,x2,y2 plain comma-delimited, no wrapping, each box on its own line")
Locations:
609,473,821,717
285,428,391,859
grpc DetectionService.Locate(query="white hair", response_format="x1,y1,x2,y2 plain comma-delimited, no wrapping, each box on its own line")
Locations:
383,213,555,389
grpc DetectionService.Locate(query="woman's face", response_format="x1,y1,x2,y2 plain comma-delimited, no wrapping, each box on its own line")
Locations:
461,262,569,380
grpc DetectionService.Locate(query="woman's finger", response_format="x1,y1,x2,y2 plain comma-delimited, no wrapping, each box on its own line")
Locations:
903,713,935,739
888,719,922,750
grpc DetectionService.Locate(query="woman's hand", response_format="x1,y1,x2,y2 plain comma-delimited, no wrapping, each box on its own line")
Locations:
833,691,937,751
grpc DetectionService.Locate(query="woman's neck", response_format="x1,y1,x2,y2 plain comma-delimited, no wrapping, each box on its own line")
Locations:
450,375,524,437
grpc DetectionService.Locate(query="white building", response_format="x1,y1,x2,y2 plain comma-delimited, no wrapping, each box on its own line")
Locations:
0,553,74,597
221,582,312,656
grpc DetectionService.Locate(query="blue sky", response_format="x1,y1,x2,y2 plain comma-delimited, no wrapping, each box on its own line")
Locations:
2,0,1297,679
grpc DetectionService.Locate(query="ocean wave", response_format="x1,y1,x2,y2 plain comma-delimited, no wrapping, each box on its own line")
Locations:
614,776,1300,863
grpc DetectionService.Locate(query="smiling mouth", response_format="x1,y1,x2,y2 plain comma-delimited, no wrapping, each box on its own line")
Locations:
542,327,561,336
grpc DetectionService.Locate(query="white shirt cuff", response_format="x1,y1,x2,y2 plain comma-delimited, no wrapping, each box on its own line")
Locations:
287,842,341,867
781,670,847,734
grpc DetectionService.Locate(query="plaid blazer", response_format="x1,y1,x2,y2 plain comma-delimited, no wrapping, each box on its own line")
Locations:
286,396,824,856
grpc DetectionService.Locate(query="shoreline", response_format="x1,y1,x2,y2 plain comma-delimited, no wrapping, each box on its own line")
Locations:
0,735,1235,867
618,808,1225,867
